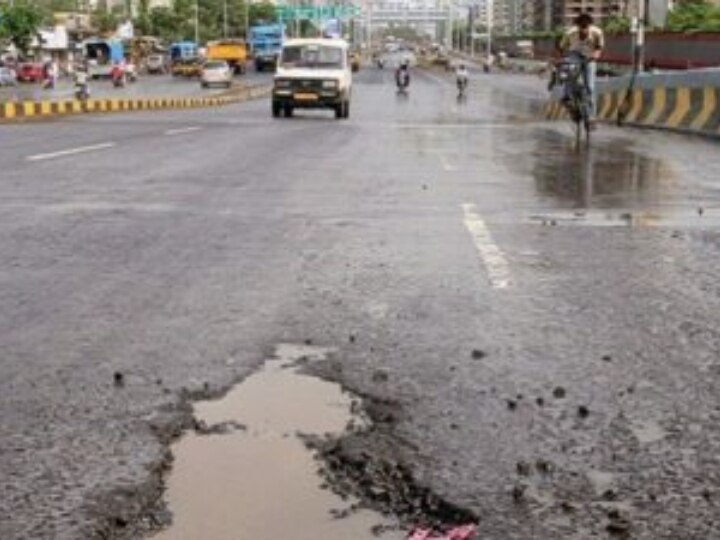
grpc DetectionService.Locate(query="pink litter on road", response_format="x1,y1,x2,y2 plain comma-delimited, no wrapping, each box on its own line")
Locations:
408,524,477,540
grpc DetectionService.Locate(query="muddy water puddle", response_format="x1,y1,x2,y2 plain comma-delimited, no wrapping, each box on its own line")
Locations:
154,344,404,540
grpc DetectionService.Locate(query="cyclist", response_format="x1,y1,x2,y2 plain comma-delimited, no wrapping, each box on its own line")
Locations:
557,12,604,121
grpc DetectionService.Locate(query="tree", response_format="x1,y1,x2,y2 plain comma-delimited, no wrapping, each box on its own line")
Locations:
135,0,151,36
92,9,119,34
0,3,43,54
603,15,631,35
249,1,275,26
666,0,720,31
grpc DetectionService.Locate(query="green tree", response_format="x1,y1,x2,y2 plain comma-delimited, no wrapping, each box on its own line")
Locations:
666,0,720,31
92,9,119,34
249,1,275,26
135,0,151,35
0,3,43,54
603,15,631,35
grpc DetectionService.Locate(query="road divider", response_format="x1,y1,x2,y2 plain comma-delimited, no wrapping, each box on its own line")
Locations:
1,85,271,123
544,71,720,138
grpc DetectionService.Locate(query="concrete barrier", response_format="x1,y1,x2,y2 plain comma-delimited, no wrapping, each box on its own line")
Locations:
544,70,720,138
0,85,271,122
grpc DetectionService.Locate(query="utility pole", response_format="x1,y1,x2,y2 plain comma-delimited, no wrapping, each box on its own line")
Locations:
224,0,228,38
487,0,493,58
194,0,199,44
244,0,250,39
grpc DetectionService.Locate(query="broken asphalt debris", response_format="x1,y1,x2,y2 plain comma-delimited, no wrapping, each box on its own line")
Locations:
471,349,487,360
552,386,566,399
113,371,124,387
408,523,477,540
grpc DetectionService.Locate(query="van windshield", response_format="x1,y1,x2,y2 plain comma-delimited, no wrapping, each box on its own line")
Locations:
280,45,344,69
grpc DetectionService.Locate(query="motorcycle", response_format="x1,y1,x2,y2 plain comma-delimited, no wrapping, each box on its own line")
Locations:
396,69,410,94
74,82,90,100
456,75,468,99
111,66,126,88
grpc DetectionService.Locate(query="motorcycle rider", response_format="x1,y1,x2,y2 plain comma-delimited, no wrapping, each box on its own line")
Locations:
395,60,410,90
73,65,90,100
110,61,126,88
455,62,469,94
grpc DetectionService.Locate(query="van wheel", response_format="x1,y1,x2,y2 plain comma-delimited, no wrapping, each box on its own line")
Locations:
272,101,281,118
284,105,293,118
335,100,349,119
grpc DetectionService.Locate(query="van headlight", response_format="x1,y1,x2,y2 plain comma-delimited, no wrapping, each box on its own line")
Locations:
322,80,338,89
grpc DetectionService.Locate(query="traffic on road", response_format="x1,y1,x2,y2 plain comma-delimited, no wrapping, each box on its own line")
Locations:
1,22,720,540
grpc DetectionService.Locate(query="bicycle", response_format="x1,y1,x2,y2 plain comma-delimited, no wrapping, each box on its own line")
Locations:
555,52,592,146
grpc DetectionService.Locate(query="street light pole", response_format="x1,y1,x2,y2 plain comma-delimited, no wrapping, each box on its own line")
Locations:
487,0,493,58
195,0,199,44
224,0,228,38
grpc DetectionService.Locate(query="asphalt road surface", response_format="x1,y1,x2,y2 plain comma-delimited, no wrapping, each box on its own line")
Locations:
2,66,720,540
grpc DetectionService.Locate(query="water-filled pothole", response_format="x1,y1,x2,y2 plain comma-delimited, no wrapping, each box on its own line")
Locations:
153,344,404,540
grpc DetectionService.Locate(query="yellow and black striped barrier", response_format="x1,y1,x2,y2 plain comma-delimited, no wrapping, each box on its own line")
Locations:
0,85,270,122
544,85,720,138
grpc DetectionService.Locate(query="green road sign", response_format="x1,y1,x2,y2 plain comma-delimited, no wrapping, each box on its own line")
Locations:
276,4,362,21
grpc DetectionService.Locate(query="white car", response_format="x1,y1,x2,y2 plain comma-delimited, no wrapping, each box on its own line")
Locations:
272,38,352,119
200,60,232,88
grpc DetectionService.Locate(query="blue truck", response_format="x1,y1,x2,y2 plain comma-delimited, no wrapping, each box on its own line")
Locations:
169,41,199,62
249,24,284,72
83,38,124,79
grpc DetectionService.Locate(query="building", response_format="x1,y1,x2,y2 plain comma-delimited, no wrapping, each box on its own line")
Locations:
560,0,626,27
491,0,536,34
530,0,628,31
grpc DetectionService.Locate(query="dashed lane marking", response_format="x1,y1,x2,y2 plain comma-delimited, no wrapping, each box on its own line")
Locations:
461,203,511,289
26,142,117,162
164,126,203,136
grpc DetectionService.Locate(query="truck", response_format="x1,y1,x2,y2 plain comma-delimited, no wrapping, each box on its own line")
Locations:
83,38,124,79
249,24,285,72
169,41,198,63
206,39,248,74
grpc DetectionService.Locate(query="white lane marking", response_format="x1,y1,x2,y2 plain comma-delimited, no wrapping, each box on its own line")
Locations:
164,126,203,136
26,142,116,162
393,123,522,130
461,203,511,289
440,155,457,172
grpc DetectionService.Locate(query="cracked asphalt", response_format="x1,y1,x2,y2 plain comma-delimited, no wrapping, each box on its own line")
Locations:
1,65,720,539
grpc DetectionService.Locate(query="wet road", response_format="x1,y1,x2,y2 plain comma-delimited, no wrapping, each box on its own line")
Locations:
0,71,272,102
1,67,720,539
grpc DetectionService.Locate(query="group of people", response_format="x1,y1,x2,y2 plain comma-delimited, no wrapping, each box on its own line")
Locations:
389,11,605,122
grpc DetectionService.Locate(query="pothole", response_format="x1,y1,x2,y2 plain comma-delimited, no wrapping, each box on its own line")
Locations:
152,344,406,540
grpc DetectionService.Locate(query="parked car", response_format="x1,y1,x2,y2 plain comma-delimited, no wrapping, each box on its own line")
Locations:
146,54,167,74
16,62,44,83
200,60,232,88
0,66,17,86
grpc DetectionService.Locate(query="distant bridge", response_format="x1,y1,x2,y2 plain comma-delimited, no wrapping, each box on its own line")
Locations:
367,6,450,24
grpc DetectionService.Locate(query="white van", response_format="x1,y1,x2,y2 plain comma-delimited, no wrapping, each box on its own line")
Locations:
271,38,352,119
